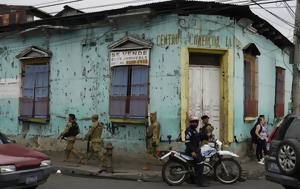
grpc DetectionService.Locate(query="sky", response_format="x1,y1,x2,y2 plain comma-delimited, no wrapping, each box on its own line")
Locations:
0,0,296,40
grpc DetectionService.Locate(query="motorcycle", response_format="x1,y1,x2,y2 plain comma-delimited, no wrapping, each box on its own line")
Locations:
159,140,242,186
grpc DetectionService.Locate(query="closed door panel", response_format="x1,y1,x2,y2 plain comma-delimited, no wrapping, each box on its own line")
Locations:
189,66,220,139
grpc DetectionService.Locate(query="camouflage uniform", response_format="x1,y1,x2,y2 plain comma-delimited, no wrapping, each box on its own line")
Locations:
144,112,160,170
59,122,83,163
201,123,214,145
85,120,103,162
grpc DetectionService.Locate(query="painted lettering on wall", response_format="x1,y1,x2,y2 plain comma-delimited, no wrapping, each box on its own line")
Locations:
225,36,242,49
157,33,180,46
188,33,220,48
0,78,20,99
156,32,242,49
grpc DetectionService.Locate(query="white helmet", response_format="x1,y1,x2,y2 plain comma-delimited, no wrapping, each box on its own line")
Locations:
189,115,199,121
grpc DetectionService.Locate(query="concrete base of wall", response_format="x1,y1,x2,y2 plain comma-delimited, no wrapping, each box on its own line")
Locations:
12,136,147,158
227,139,254,162
10,136,253,160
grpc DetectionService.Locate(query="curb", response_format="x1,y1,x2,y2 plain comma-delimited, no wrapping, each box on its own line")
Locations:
54,166,162,182
53,164,265,183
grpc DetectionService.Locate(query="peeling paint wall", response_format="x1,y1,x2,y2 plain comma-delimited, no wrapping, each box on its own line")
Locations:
0,14,293,154
233,23,293,141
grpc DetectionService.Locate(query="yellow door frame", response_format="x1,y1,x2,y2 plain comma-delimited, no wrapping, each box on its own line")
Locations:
180,48,234,144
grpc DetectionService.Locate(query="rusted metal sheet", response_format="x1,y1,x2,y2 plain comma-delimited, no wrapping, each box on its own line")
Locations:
0,11,28,26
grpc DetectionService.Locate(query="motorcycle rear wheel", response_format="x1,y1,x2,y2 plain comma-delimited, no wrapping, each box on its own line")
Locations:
162,160,187,186
214,158,241,184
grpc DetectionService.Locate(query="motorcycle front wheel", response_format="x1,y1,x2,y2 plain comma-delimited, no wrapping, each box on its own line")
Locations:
214,158,241,184
162,160,188,186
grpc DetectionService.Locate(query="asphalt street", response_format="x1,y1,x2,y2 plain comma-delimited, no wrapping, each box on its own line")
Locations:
39,174,284,189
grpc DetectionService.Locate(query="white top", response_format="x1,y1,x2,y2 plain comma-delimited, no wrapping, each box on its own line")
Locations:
258,124,268,141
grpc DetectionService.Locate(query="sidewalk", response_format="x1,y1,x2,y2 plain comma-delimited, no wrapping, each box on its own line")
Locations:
46,151,265,182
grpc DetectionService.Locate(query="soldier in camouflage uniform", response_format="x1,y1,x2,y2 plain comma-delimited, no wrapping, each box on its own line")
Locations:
200,115,215,144
143,112,160,171
58,114,85,164
84,114,104,165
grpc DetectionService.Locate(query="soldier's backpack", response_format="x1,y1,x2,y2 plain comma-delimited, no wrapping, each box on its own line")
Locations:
63,122,80,138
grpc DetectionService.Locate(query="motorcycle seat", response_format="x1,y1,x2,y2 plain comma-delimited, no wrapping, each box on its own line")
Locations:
180,153,194,161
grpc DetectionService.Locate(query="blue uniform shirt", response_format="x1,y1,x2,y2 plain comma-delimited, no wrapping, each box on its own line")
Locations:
185,127,200,155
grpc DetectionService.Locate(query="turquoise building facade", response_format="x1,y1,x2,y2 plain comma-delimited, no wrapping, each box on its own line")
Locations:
0,1,293,154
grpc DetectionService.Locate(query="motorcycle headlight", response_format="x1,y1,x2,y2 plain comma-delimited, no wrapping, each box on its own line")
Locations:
40,160,52,167
0,165,16,174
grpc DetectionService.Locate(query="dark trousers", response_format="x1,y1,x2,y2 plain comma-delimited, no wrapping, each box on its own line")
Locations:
256,139,267,161
185,150,205,184
194,155,204,183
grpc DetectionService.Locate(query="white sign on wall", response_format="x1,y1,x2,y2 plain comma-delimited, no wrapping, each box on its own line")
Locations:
110,49,149,67
0,78,20,99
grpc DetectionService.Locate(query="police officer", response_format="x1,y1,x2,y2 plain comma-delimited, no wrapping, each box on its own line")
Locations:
185,116,209,187
143,112,161,171
84,114,103,165
58,114,85,164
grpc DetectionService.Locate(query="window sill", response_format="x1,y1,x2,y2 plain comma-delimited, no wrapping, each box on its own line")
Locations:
19,117,49,124
110,118,147,125
244,117,256,122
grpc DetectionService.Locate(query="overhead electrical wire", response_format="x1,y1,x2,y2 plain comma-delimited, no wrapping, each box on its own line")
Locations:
24,0,84,13
31,0,294,10
33,0,69,7
249,0,295,28
215,0,293,5
25,0,296,29
251,6,295,9
189,0,295,29
45,0,293,14
283,1,295,17
30,0,294,15
46,0,164,14
35,0,83,9
74,0,159,11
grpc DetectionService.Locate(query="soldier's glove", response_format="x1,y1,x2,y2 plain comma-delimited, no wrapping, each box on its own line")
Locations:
191,152,197,158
